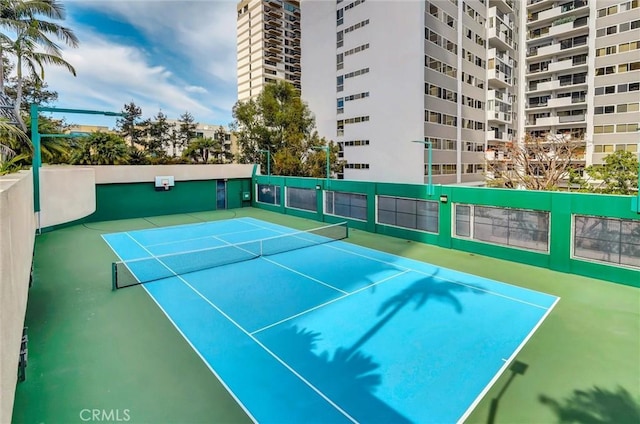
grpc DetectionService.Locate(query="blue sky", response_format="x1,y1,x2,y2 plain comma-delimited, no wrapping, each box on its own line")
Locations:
40,0,238,128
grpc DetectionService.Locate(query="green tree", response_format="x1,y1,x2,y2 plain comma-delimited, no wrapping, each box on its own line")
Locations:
582,150,639,195
0,0,79,130
176,111,197,153
213,125,234,164
147,110,171,158
231,80,342,176
182,136,221,163
116,101,149,148
4,72,57,111
69,132,130,165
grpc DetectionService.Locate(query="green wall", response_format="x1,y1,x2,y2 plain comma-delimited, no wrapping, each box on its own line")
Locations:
51,178,249,224
253,175,639,287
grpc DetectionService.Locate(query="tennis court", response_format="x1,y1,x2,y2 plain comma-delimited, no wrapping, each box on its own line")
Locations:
102,217,559,423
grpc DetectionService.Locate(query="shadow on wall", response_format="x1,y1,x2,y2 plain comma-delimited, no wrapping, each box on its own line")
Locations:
539,385,640,424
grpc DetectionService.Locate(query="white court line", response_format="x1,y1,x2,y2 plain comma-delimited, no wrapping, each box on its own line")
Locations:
236,219,557,310
123,232,359,424
324,243,552,310
120,216,255,235
102,235,258,424
455,296,561,424
145,228,269,248
251,270,411,335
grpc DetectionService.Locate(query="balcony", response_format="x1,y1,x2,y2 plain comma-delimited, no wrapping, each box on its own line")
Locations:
490,0,515,14
549,16,588,37
532,80,560,92
533,116,558,126
489,111,512,124
559,114,586,123
487,129,512,142
265,25,281,35
548,97,573,108
488,27,515,51
548,60,574,73
485,149,511,161
528,0,588,26
489,6,514,29
488,89,513,105
536,43,561,57
530,114,586,126
488,48,515,67
488,69,513,88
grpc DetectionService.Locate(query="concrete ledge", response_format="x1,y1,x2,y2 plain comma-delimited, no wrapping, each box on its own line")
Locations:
89,164,255,184
0,170,35,424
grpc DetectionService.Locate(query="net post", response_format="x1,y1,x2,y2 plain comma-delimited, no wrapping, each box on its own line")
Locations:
345,222,349,238
111,262,117,291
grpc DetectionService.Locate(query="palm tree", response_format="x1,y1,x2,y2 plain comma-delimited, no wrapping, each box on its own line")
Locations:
0,0,78,130
183,136,221,163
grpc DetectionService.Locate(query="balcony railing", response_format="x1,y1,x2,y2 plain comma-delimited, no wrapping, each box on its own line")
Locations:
559,114,585,123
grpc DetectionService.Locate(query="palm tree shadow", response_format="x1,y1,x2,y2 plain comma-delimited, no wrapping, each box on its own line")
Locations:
539,385,640,423
277,325,411,423
346,269,485,356
268,271,485,422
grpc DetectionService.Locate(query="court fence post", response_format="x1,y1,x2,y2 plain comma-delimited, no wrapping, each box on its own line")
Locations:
111,263,117,291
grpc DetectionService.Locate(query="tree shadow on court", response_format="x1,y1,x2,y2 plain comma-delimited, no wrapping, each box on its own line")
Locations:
277,325,411,423
539,385,640,423
269,270,484,422
345,269,485,356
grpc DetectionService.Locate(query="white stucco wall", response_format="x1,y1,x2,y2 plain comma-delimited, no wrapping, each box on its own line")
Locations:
39,167,96,228
0,171,36,424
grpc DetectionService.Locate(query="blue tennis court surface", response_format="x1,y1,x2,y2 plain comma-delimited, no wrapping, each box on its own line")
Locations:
102,217,559,423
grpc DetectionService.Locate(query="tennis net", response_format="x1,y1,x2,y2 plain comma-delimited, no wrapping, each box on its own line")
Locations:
112,221,348,289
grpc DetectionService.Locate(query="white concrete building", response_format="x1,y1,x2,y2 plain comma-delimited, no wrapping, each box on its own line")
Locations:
301,0,639,184
237,0,301,102
302,0,503,184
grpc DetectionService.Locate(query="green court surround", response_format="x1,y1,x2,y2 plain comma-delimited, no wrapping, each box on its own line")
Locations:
13,208,639,424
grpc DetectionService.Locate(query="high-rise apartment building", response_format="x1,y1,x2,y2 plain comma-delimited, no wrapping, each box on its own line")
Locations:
522,0,639,166
301,0,639,184
237,0,301,103
303,0,518,184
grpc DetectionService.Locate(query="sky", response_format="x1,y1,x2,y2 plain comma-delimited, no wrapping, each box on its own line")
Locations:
39,0,238,128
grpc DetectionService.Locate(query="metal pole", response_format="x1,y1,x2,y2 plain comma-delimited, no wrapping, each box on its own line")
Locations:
30,104,41,213
325,146,330,181
411,140,433,196
28,104,126,219
259,149,270,177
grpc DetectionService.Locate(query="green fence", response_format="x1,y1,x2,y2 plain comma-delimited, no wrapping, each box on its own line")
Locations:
252,175,639,287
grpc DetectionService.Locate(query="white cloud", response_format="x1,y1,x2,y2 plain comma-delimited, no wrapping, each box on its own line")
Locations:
185,85,209,94
38,1,240,126
44,32,227,125
70,0,238,83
